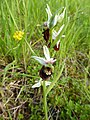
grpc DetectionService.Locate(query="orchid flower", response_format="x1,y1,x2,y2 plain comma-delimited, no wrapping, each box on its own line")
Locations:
52,24,64,40
32,78,51,88
32,45,56,66
56,8,66,23
45,4,65,28
52,24,65,49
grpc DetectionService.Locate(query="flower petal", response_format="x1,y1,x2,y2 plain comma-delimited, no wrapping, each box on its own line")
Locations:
43,45,50,60
32,81,41,88
32,56,46,65
52,25,64,40
41,81,51,86
57,8,66,22
50,58,56,64
56,40,60,48
52,15,58,27
52,30,58,40
46,4,52,23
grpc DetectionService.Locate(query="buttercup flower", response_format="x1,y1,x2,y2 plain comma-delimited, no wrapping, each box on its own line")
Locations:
32,78,51,88
45,4,65,28
32,45,56,66
13,31,24,40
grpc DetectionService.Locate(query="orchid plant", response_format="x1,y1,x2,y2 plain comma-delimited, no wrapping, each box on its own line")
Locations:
32,4,65,120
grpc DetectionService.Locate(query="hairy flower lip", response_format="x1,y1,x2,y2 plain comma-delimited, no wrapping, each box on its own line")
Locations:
42,28,50,42
39,66,52,80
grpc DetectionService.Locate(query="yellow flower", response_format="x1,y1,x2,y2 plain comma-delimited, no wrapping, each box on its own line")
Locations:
13,31,24,40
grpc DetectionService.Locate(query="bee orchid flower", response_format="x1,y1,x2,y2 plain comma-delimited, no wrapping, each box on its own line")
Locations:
32,45,56,66
52,24,65,50
45,4,65,28
52,24,64,40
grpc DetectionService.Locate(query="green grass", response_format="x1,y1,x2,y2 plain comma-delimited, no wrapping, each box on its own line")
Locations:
0,0,90,120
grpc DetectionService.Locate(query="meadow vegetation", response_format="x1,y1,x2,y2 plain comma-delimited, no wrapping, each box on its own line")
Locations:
0,0,90,120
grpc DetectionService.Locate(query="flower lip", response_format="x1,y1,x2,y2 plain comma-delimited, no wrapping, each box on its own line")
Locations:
39,66,52,80
53,40,60,51
42,28,50,42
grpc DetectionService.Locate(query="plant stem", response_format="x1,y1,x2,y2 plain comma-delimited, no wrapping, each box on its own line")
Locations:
43,81,48,120
24,38,35,55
